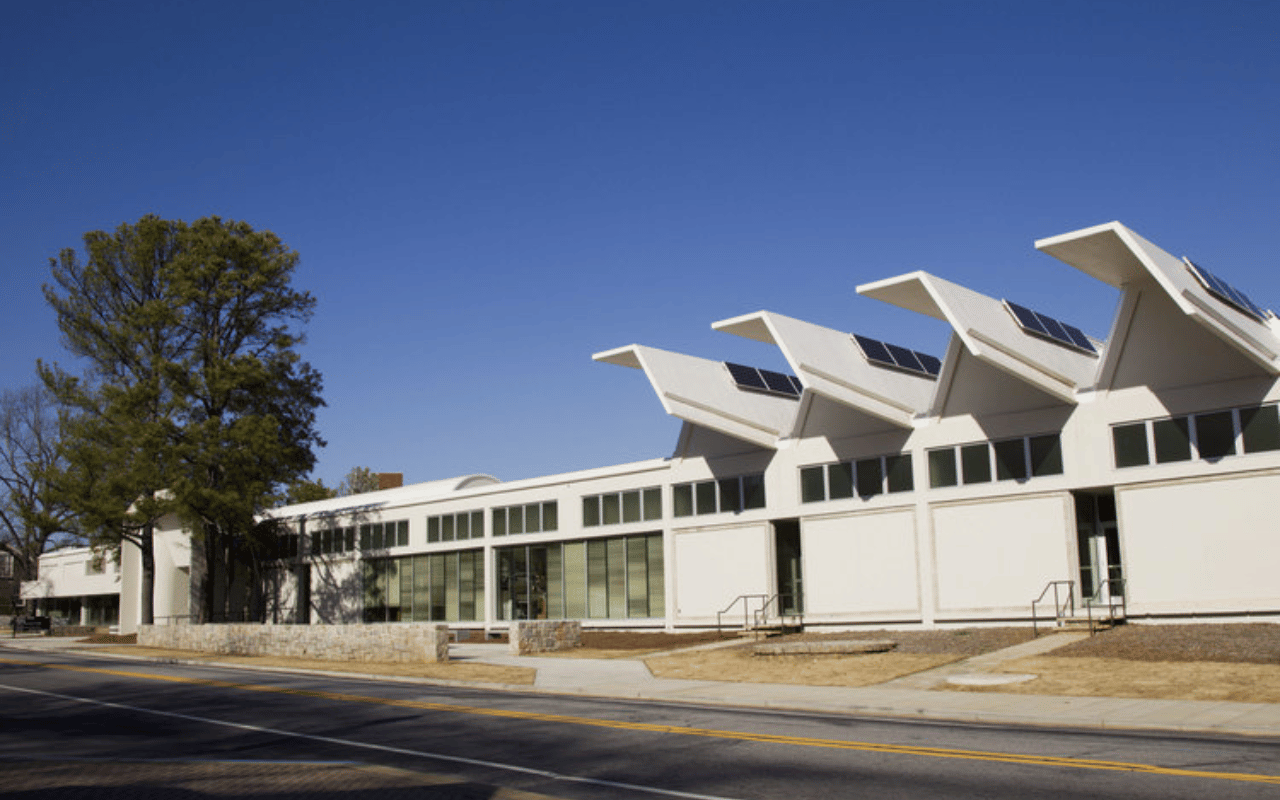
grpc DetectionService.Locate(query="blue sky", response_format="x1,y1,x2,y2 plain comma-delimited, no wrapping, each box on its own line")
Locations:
3,1,1278,488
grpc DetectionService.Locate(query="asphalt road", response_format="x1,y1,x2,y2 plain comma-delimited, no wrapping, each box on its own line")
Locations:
2,646,1279,800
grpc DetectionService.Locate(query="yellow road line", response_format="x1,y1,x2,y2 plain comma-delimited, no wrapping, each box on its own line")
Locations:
4,655,1278,786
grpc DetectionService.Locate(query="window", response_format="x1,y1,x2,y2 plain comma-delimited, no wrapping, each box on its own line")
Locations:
1028,434,1064,477
1242,405,1280,453
928,449,957,488
931,433,1063,487
1112,423,1149,468
800,455,913,503
673,474,766,517
1113,403,1280,468
312,525,356,555
1152,417,1191,463
960,443,990,484
582,488,662,528
492,502,558,536
427,510,484,543
1194,411,1236,460
358,520,409,550
993,439,1028,481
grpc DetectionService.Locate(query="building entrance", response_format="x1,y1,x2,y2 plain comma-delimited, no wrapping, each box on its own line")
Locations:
1073,491,1124,605
773,520,803,615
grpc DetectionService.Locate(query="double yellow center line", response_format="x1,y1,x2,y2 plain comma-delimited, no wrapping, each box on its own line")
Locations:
4,655,1278,786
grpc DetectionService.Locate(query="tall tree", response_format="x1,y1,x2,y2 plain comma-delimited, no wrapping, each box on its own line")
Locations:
41,215,324,624
338,466,380,496
0,386,82,609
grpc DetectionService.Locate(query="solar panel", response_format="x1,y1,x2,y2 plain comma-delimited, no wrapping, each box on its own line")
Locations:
1005,301,1098,355
853,334,941,378
1185,258,1269,323
724,362,801,399
759,368,799,396
725,362,767,390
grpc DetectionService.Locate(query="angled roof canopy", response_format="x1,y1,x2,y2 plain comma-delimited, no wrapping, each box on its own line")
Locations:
713,311,936,428
857,271,1101,403
593,344,799,448
1036,221,1279,372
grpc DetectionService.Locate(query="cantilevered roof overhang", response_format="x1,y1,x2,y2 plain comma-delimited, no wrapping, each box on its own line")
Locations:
858,271,1101,403
1036,221,1280,373
712,310,935,428
593,344,799,448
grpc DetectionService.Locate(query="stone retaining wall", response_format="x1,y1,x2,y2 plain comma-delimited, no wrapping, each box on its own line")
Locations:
509,620,581,654
138,623,450,663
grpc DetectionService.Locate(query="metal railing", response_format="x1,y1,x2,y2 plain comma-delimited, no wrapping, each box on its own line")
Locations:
1083,578,1127,635
752,593,803,639
1031,580,1075,636
716,594,770,637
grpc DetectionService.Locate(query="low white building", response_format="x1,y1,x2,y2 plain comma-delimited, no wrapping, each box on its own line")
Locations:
103,221,1279,634
21,546,121,627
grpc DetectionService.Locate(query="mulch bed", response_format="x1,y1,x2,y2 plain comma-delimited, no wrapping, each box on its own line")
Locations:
772,628,1036,656
1047,623,1280,664
79,633,138,645
580,630,726,650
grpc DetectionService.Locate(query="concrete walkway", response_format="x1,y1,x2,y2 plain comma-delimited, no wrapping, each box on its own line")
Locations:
6,634,1280,739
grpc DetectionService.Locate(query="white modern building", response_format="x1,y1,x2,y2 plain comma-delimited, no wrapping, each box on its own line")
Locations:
91,221,1280,634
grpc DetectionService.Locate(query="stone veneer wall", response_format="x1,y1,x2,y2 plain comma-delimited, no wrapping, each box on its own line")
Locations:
138,623,450,663
509,620,581,654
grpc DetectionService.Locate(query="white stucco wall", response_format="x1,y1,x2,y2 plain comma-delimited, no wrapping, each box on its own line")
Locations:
1119,472,1280,615
930,494,1073,617
801,509,920,622
671,523,771,624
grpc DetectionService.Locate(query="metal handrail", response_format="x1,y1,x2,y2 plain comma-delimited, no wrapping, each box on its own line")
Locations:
716,594,769,637
1031,580,1075,636
752,593,803,639
1084,578,1127,635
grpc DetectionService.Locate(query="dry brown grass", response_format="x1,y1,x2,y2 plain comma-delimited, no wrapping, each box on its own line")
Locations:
92,645,536,685
953,656,1280,703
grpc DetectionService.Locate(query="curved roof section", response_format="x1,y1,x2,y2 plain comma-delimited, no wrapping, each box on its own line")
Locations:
1036,221,1280,373
266,474,502,519
594,344,799,448
713,311,935,428
857,271,1101,402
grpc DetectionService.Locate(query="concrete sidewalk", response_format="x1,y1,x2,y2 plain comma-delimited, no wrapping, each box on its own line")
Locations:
6,634,1280,739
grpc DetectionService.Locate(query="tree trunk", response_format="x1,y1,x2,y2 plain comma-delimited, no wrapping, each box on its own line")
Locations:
140,523,154,625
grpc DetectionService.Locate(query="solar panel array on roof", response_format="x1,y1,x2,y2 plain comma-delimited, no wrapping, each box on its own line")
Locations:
852,334,941,378
1004,301,1098,355
1184,258,1270,323
724,362,802,399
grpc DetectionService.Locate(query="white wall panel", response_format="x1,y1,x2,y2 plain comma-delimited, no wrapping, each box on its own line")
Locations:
932,495,1071,614
802,510,919,617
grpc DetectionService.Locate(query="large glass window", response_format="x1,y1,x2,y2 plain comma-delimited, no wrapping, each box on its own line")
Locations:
364,549,484,623
498,533,664,621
